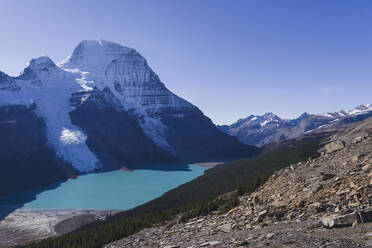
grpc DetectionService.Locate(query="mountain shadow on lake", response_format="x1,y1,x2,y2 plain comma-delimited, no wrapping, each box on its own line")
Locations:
0,182,63,221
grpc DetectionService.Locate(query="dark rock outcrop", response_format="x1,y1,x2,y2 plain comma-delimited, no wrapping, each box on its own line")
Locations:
69,90,179,170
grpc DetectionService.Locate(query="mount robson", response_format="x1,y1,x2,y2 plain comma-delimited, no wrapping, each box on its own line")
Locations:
0,40,258,196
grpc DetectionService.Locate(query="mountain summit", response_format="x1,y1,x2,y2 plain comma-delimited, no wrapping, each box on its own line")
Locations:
0,40,257,195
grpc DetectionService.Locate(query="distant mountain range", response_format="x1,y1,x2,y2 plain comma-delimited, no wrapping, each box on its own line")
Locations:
218,104,372,147
0,40,257,195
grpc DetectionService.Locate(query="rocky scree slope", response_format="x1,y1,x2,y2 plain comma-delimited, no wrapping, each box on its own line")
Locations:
219,104,372,147
107,121,372,248
0,40,257,195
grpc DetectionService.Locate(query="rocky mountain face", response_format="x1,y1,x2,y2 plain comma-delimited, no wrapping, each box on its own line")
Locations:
0,40,257,195
0,105,73,196
219,104,372,147
107,118,372,248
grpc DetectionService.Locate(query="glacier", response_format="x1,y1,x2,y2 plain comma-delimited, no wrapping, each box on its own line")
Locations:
0,56,99,172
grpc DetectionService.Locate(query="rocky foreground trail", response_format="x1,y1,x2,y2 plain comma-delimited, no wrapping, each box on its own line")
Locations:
107,131,372,247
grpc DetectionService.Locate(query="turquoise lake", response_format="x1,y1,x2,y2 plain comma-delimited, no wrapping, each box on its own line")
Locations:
0,164,206,211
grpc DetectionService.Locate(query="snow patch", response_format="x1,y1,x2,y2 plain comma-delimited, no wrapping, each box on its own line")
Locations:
318,113,333,118
60,128,87,145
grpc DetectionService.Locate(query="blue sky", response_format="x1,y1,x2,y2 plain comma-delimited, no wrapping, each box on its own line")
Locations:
0,0,371,124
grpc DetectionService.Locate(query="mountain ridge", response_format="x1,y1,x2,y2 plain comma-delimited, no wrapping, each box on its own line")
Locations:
219,104,372,147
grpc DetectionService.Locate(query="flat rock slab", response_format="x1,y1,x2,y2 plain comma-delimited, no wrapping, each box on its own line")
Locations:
359,210,372,223
218,223,232,233
322,210,372,228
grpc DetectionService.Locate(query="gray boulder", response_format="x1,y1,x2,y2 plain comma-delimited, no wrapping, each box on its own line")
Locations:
324,140,345,153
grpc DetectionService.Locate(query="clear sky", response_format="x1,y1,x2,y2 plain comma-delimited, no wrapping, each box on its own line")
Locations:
0,0,371,124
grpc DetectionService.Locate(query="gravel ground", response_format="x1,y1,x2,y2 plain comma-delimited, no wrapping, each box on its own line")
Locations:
0,208,116,247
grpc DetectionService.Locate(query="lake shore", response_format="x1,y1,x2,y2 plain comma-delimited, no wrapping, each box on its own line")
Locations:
0,208,119,247
0,164,208,247
194,162,222,168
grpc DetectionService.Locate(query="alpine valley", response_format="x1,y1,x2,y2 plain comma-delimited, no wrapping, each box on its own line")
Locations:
0,40,258,196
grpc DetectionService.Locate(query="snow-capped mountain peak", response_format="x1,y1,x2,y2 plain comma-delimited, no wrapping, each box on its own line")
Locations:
219,104,372,147
356,103,371,109
59,40,170,109
60,39,133,75
349,104,372,114
18,56,64,83
0,71,19,92
320,104,372,118
262,112,277,118
298,112,310,119
27,56,56,70
0,40,256,174
59,40,195,153
232,112,281,129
